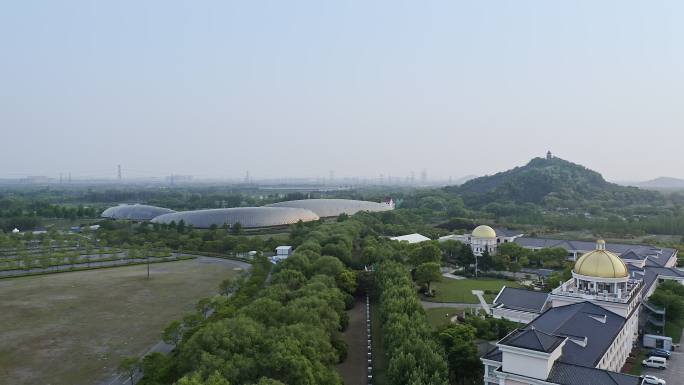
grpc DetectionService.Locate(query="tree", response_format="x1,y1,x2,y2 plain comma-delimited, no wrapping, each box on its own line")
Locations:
336,269,357,295
231,222,243,235
650,281,684,321
140,352,173,384
408,241,441,266
415,262,441,293
118,356,140,385
162,320,183,346
440,240,461,264
438,324,482,385
177,372,232,385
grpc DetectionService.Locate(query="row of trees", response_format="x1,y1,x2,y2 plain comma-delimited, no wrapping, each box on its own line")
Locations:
96,221,289,256
376,261,449,384
137,230,359,384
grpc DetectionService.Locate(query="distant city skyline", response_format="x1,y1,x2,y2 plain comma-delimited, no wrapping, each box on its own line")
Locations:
2,1,683,181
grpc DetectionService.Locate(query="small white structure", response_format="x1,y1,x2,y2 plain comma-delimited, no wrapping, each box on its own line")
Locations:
643,334,673,351
382,197,395,209
275,245,293,257
390,233,430,244
270,246,293,264
11,228,20,234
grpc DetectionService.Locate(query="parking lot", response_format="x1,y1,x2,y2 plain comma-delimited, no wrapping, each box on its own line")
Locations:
642,349,684,384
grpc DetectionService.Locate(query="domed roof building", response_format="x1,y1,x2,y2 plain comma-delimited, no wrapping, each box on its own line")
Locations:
472,225,497,239
470,225,498,256
573,240,629,279
150,207,319,229
102,204,176,221
551,239,642,318
265,198,393,218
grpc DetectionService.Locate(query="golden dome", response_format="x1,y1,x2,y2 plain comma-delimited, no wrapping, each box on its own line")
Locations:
573,241,628,279
472,225,496,239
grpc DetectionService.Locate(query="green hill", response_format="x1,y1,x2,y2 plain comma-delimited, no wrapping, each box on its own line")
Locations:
446,157,660,207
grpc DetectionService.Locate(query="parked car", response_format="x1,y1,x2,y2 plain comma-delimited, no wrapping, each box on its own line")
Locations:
642,375,666,385
642,356,667,370
649,348,671,359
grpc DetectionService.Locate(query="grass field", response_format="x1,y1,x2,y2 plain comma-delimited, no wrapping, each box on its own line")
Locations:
425,307,464,330
0,257,245,385
429,278,520,303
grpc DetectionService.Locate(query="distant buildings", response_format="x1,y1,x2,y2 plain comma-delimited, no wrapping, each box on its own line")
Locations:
439,225,524,256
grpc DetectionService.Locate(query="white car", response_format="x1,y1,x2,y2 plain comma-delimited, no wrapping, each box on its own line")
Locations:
642,375,666,385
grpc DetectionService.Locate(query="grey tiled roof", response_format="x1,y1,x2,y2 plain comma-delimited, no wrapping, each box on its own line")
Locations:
494,228,525,238
499,327,565,353
547,362,641,385
528,302,625,367
494,287,549,313
482,347,502,362
643,266,684,293
515,237,676,267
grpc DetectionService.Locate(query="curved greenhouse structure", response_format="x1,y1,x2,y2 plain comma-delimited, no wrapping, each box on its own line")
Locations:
101,204,176,221
150,207,319,228
266,199,393,218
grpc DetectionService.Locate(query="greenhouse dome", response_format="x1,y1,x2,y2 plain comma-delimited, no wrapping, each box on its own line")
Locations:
150,207,319,228
101,204,176,221
266,199,393,218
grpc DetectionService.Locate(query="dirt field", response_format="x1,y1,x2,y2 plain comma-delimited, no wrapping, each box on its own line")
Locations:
0,257,246,385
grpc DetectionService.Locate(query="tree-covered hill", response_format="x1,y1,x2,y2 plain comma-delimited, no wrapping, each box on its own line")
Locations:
446,156,661,208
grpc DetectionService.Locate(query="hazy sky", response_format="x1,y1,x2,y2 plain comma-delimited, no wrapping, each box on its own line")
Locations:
2,1,683,181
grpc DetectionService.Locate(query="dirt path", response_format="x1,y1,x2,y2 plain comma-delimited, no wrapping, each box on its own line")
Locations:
336,298,367,385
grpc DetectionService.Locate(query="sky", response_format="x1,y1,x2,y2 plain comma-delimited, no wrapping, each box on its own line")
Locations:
1,1,683,182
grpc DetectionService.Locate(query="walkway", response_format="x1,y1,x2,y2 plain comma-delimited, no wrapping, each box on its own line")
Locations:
471,290,491,314
335,298,368,385
421,300,483,309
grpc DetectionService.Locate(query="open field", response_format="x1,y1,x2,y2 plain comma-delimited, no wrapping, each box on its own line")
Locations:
428,278,520,303
0,257,246,385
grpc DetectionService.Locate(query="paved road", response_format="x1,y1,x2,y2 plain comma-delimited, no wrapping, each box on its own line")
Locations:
642,329,684,385
421,300,483,309
472,290,491,314
98,256,251,385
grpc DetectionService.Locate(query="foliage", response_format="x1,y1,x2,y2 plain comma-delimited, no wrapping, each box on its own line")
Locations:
649,280,684,322
449,156,660,207
415,262,441,293
462,315,519,341
438,324,482,385
376,261,449,385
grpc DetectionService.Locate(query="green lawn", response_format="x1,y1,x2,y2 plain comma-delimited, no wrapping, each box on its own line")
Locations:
428,278,520,303
425,307,464,329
